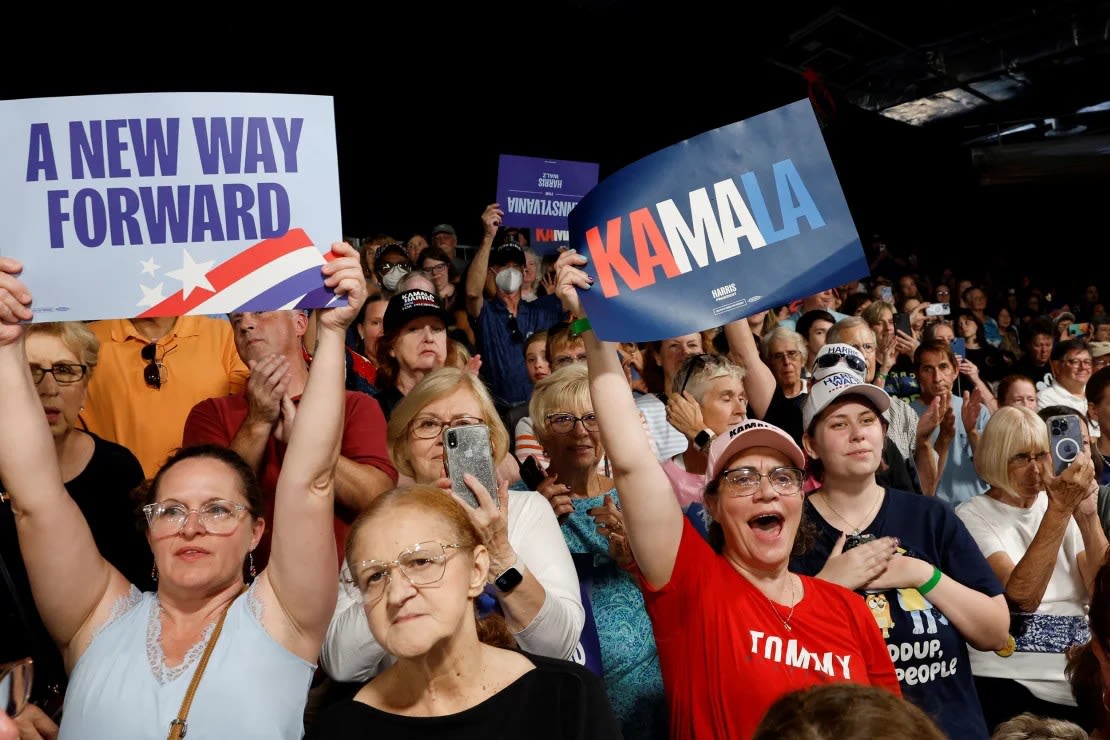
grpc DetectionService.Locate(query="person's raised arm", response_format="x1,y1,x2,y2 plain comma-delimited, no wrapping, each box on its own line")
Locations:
260,242,365,659
465,203,502,318
723,317,775,419
0,258,130,656
554,250,683,588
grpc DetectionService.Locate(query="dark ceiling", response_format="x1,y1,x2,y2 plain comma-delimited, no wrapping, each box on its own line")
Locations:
767,1,1110,184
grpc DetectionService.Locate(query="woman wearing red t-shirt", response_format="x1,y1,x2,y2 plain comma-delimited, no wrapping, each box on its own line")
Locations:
553,252,901,739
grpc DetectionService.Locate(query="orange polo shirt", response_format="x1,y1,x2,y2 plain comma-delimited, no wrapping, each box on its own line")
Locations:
81,316,249,477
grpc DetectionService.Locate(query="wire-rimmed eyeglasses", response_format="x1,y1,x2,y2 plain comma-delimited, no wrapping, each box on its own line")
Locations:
718,466,805,496
347,541,464,604
0,657,32,718
408,415,484,440
142,499,250,536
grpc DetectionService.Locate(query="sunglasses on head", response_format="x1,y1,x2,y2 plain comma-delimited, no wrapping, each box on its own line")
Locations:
815,350,868,375
678,353,720,395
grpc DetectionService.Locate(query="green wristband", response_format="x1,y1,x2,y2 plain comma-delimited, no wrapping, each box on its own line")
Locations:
918,566,942,595
569,317,592,339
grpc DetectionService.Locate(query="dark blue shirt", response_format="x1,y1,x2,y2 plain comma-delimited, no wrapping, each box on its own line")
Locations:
476,295,563,406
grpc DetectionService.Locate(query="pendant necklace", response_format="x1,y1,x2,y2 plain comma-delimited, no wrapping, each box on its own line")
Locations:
820,490,883,536
764,575,796,632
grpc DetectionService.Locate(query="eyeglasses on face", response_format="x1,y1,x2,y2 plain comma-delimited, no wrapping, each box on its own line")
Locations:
0,657,32,718
1008,451,1050,467
376,261,412,276
718,466,805,496
545,412,600,435
815,351,868,375
141,341,164,389
143,499,249,536
1063,357,1093,369
770,350,802,364
424,262,449,275
409,415,484,440
349,541,463,604
29,363,88,385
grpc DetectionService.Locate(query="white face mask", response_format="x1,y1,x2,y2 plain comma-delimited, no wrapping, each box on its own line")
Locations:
494,267,523,294
381,266,408,292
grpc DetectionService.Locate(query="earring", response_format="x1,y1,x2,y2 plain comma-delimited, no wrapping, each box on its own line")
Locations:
151,562,158,583
248,551,257,579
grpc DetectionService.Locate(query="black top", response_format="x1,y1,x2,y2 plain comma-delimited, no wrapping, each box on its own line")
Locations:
306,653,622,740
0,431,151,711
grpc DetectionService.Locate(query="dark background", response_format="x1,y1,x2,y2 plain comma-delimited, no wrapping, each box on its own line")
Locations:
5,2,1108,300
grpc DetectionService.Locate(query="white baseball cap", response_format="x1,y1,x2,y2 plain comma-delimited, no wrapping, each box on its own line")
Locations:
705,419,806,481
802,370,890,431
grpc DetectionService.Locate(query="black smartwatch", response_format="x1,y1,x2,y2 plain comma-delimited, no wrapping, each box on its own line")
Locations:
694,429,716,452
494,559,526,594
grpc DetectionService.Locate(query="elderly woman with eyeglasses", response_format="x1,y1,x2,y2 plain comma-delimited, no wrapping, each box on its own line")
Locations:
307,486,618,738
320,366,583,684
0,321,152,736
0,246,367,738
529,363,667,738
790,360,1010,739
953,405,1107,732
553,251,900,739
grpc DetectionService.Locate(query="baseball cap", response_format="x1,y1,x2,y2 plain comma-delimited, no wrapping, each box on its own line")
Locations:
431,224,456,237
1055,311,1076,325
489,242,526,268
705,420,806,481
810,343,869,383
372,241,408,267
382,289,448,335
1090,341,1110,359
802,371,890,431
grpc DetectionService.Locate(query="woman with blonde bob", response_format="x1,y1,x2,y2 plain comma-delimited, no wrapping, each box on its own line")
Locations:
956,405,1107,731
307,486,617,737
320,367,583,683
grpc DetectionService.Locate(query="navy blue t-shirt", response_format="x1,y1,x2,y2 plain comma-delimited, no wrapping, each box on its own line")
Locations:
476,295,563,406
791,488,1004,740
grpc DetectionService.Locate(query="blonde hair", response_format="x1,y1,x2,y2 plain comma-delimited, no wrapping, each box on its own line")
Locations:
387,368,509,479
974,405,1050,498
529,363,592,448
989,712,1087,740
25,321,100,378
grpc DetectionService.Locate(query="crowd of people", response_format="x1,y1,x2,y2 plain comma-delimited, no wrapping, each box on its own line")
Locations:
2,206,1110,739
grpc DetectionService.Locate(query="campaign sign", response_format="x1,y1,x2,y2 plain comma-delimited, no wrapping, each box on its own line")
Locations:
568,99,866,342
0,92,344,322
496,154,599,252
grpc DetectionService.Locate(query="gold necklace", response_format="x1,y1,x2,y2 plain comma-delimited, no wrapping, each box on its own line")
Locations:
764,575,796,632
819,490,883,536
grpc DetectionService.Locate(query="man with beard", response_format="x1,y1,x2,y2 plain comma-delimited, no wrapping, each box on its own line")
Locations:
465,203,563,409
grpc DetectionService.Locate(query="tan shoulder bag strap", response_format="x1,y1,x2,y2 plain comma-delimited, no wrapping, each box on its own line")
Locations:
167,586,246,740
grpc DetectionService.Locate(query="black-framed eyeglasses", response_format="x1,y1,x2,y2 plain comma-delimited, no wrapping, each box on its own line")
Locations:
0,657,33,718
718,466,805,496
141,341,163,389
347,541,464,604
29,363,88,385
508,315,523,344
409,415,485,440
677,353,719,395
424,262,449,275
815,351,868,375
545,412,600,435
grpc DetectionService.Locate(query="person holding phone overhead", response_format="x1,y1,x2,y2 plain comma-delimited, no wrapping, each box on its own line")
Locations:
552,250,900,740
955,406,1106,732
320,367,583,683
306,486,619,739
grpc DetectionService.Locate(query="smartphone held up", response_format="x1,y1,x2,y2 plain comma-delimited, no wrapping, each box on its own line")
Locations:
444,423,500,509
1048,414,1084,476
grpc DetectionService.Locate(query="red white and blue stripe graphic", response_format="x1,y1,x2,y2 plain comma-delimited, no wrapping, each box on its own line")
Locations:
137,228,340,317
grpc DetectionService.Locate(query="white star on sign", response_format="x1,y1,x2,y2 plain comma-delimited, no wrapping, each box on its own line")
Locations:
140,257,160,276
165,249,215,299
137,283,165,308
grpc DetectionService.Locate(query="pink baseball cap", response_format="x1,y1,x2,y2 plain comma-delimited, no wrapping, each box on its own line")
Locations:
705,419,806,480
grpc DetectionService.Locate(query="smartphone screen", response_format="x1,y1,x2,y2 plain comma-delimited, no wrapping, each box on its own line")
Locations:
880,286,894,303
950,338,966,358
